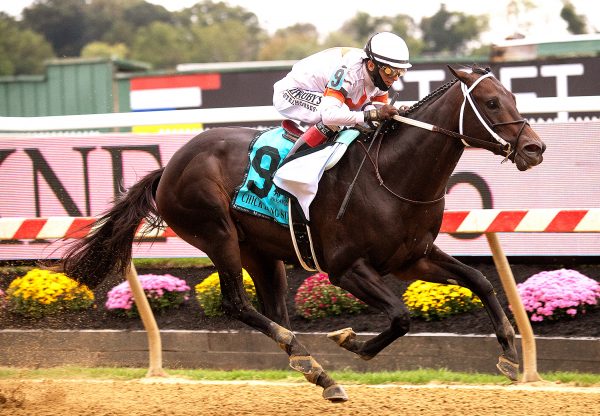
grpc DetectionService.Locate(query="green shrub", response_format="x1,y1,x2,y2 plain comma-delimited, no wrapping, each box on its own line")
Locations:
195,269,258,317
6,268,94,318
294,272,367,319
402,280,482,321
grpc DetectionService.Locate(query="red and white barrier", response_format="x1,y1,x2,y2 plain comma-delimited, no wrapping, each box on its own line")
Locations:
0,217,176,240
2,208,600,241
440,208,600,233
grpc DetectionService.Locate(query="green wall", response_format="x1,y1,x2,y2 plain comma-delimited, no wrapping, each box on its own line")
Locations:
0,58,145,117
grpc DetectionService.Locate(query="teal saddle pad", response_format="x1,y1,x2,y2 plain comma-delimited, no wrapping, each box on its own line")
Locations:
232,127,293,226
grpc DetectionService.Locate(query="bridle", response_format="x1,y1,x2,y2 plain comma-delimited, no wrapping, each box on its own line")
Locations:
348,70,530,209
458,71,529,162
387,71,530,160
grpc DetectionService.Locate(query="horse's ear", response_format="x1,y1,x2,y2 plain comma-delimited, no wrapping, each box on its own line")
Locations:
447,65,460,79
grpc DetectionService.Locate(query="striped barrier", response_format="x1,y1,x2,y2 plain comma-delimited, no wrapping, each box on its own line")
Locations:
440,208,600,233
2,208,600,240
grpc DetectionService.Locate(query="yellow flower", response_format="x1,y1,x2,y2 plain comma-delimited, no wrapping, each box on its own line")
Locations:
402,280,482,321
195,269,258,317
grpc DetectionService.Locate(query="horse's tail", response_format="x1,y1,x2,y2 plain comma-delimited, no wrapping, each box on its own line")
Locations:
61,167,165,288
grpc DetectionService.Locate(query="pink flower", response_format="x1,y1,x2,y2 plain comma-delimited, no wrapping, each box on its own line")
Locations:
518,269,599,323
105,273,190,316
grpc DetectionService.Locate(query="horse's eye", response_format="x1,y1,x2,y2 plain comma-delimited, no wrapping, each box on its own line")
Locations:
486,99,499,109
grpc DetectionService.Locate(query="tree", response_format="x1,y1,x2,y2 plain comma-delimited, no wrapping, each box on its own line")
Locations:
130,21,189,68
99,0,172,45
420,4,488,54
189,19,266,62
330,12,423,56
81,41,128,60
22,0,89,57
258,24,321,60
560,0,588,35
174,1,266,63
506,0,536,37
0,13,54,75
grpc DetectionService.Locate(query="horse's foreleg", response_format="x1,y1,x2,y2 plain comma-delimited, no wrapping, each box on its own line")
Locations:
208,242,347,402
398,246,519,381
328,258,411,360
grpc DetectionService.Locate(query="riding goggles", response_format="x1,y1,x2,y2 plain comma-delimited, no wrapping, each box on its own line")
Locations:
378,64,407,78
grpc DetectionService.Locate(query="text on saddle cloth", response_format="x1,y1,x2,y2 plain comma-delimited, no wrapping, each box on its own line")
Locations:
232,127,293,226
231,127,361,226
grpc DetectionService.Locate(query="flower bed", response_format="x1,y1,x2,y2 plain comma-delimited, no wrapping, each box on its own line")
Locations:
0,262,599,337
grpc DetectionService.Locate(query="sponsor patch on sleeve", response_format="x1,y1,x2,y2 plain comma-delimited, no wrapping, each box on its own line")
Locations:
326,65,348,91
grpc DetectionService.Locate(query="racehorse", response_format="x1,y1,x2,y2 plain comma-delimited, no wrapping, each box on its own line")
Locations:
62,65,545,402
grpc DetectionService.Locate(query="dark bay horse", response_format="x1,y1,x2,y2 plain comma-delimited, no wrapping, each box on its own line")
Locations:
62,66,545,401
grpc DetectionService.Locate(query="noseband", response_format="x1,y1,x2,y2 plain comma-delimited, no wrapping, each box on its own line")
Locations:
459,72,529,160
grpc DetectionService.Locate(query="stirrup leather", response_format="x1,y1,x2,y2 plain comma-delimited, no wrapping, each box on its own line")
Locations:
287,199,323,273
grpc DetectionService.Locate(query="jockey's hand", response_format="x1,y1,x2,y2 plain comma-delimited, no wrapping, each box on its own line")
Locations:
398,105,410,116
377,104,399,120
363,104,399,124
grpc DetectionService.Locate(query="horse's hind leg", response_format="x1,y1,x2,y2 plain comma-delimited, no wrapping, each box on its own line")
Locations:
327,258,412,360
177,226,346,401
398,246,519,381
240,248,290,328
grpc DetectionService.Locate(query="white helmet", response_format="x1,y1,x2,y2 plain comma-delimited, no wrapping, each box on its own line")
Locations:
365,32,412,69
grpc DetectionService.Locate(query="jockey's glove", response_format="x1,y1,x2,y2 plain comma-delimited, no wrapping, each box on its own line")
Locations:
363,104,399,123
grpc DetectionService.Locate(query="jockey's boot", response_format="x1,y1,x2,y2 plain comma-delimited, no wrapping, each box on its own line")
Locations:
289,122,338,154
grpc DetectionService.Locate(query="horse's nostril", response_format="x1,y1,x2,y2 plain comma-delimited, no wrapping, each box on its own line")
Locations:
524,143,543,154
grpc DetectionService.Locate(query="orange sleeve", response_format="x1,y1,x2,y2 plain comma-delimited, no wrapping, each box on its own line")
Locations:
372,94,389,104
323,88,346,104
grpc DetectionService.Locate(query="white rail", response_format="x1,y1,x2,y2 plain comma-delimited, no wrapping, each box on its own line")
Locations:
0,96,599,132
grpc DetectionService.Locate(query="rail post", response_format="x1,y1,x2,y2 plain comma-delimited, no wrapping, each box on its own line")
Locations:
486,232,541,382
125,261,167,377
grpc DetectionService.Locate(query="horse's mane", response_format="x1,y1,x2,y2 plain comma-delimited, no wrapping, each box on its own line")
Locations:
403,64,489,116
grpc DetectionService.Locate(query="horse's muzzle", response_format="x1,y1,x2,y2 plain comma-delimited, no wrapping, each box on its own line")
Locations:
514,135,546,171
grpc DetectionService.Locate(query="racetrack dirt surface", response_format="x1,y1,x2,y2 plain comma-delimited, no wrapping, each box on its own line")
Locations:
1,378,599,416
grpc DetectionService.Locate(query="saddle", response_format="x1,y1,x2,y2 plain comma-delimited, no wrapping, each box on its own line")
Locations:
231,121,361,273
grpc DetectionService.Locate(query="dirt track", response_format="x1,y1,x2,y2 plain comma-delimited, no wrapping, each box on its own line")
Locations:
1,379,599,416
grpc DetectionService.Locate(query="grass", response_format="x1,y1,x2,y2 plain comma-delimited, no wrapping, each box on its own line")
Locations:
0,366,599,387
132,257,213,269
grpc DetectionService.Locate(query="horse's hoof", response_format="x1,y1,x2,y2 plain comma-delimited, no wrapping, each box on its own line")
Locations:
497,355,519,381
327,327,356,347
323,384,348,402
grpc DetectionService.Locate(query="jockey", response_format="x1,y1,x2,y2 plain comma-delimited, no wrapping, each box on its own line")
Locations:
273,31,412,149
